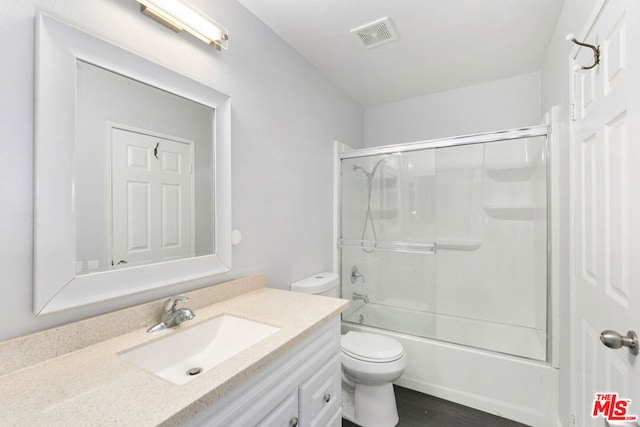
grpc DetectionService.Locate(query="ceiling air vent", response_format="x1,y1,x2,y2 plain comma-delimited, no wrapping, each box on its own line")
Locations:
350,17,398,49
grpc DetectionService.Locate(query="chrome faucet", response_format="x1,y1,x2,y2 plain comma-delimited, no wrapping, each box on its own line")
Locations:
147,296,196,333
352,292,370,304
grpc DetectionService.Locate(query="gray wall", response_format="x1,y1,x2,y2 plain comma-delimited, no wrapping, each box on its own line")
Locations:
364,72,541,147
0,0,363,340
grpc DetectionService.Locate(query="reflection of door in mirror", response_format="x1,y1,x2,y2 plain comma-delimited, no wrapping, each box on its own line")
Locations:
74,59,215,276
110,127,195,270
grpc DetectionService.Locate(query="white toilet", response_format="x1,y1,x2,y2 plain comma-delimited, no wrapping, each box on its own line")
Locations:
291,272,408,427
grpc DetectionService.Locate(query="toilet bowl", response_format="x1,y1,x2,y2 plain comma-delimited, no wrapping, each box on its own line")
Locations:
341,331,407,426
291,273,408,427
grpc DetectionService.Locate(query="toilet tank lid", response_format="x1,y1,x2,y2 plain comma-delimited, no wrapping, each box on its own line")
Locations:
290,272,339,294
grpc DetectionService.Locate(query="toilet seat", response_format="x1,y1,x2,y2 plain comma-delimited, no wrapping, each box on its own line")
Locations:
341,331,404,363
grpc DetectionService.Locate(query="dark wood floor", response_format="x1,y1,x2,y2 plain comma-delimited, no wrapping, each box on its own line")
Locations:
342,385,530,427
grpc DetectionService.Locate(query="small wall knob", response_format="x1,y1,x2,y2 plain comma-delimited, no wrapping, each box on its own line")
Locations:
324,393,331,403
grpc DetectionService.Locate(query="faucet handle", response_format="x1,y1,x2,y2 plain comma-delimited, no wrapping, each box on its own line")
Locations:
163,296,189,313
350,265,365,284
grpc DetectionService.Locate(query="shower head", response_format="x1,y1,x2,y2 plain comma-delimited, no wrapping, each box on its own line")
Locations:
352,164,371,177
352,156,392,179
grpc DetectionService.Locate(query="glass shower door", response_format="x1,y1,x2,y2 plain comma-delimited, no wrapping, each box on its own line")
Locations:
340,150,437,335
433,136,547,360
339,133,548,361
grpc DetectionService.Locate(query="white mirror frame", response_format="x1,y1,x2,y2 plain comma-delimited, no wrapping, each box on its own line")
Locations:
33,13,231,315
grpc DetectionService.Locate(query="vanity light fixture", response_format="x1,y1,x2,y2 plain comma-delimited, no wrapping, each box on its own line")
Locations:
136,0,229,50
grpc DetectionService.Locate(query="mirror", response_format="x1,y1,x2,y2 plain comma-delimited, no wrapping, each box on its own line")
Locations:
75,60,215,274
34,13,231,315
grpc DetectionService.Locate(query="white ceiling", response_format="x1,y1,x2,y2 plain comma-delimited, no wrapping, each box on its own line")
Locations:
236,0,566,107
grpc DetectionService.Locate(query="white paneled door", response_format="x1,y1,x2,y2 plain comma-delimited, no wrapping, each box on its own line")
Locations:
111,127,195,269
571,0,640,425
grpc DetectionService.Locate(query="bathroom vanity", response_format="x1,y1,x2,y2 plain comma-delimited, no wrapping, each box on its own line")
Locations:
0,274,348,426
184,318,342,426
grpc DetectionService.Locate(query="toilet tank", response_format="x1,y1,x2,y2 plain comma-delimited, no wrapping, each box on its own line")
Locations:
290,272,340,297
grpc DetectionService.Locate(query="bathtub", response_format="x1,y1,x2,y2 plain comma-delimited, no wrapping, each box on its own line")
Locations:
341,303,558,427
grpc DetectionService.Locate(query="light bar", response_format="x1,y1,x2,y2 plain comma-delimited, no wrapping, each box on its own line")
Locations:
136,0,229,50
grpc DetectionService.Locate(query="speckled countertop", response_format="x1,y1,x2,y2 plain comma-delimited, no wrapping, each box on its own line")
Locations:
0,274,348,426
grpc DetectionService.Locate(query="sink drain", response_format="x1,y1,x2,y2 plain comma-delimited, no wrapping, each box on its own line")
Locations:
187,367,203,376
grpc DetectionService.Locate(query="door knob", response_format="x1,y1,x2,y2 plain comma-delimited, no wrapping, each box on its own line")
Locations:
600,330,639,355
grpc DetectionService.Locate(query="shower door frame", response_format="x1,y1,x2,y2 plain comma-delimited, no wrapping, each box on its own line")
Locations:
340,126,549,159
338,125,555,363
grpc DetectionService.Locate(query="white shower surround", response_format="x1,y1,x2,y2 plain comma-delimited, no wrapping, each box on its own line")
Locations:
340,129,548,357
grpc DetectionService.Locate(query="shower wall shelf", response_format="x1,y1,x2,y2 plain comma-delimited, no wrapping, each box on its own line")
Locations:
338,239,435,254
486,166,537,182
483,204,545,221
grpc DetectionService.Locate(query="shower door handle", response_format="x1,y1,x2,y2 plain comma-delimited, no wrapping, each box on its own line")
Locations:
600,330,638,355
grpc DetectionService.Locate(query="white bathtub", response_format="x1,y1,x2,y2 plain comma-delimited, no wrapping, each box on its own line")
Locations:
343,302,547,360
342,304,558,427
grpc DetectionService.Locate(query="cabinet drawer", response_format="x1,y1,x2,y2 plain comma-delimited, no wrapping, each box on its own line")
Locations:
299,354,341,427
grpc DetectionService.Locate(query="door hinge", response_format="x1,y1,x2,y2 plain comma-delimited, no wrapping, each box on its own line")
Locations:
569,103,576,121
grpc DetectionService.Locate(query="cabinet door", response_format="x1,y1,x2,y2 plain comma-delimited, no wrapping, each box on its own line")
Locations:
257,391,299,427
325,408,342,427
298,354,341,427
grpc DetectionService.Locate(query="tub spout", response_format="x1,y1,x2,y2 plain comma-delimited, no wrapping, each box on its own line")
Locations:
352,292,369,304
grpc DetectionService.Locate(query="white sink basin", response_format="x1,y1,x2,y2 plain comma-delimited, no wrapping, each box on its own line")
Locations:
120,314,280,385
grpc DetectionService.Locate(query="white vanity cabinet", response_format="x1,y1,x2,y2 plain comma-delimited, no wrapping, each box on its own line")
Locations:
183,317,342,427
